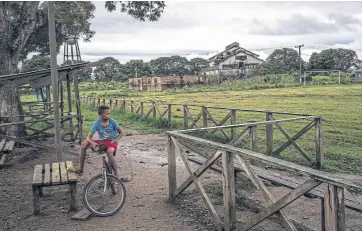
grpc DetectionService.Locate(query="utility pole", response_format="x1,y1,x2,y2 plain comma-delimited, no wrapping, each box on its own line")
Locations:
295,44,304,83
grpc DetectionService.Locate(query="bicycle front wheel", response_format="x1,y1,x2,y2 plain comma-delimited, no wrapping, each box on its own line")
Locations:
83,174,126,217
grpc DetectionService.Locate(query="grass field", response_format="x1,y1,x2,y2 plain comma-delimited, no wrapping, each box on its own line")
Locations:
21,83,362,175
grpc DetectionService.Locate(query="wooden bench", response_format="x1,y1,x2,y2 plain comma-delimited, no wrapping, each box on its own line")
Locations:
32,161,77,215
0,139,15,168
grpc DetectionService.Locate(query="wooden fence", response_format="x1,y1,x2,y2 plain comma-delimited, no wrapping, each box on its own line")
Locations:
167,130,362,231
80,96,324,169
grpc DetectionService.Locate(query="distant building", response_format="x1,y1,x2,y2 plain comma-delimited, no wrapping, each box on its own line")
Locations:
201,42,264,79
352,69,362,81
129,75,205,92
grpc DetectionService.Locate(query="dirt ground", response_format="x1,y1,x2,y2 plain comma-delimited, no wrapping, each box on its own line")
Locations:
1,130,362,231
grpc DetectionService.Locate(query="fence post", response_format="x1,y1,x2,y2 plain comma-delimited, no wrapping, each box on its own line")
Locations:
183,105,188,128
167,136,177,198
97,98,100,106
222,151,236,231
140,102,144,116
323,184,345,231
168,104,172,128
122,99,126,111
266,112,273,155
315,117,324,169
102,99,105,105
115,99,118,108
230,109,236,140
152,101,157,119
130,101,134,113
109,99,112,108
202,106,208,128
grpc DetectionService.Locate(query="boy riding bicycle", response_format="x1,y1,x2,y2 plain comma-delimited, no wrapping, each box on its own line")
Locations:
78,104,124,179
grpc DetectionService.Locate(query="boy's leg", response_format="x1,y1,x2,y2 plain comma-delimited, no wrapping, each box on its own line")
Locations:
106,147,119,178
79,140,91,175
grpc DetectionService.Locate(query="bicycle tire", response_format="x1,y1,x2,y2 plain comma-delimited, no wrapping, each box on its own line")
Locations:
83,174,127,217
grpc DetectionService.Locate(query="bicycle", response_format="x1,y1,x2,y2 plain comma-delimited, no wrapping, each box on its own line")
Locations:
83,143,127,217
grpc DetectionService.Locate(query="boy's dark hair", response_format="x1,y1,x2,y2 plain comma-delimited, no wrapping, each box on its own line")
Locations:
98,104,110,115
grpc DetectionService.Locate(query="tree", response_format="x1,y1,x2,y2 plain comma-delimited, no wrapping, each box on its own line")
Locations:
121,59,152,79
92,57,123,82
266,48,303,74
189,58,209,74
149,55,192,77
22,55,51,72
308,48,360,72
0,1,166,136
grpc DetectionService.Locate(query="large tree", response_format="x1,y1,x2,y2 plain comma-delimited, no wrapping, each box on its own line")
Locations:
0,1,166,136
308,48,360,71
92,57,123,82
121,59,152,79
266,48,303,74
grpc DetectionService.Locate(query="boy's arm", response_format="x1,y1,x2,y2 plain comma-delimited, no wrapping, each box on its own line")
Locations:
112,127,124,143
87,132,97,146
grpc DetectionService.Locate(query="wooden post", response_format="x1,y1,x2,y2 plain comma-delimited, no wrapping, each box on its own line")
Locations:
102,99,105,105
321,198,325,231
109,99,112,108
266,112,273,155
69,182,77,211
97,97,100,106
324,184,345,231
131,101,134,113
202,106,208,128
183,105,188,128
315,117,324,169
167,136,176,198
73,74,83,143
152,102,156,119
230,109,236,140
122,99,126,111
222,151,237,231
60,80,64,118
168,104,172,128
66,74,73,139
115,99,118,108
32,186,40,215
141,102,144,116
250,125,259,166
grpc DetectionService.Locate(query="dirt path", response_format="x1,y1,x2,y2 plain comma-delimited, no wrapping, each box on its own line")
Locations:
1,131,362,231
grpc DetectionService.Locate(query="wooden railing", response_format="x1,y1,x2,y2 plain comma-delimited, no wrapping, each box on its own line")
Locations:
167,130,362,231
80,96,324,169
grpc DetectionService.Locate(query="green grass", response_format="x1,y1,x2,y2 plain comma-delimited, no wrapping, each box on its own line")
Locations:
20,81,362,175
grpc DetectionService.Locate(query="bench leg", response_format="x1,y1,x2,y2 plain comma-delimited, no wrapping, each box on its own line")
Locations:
32,186,40,215
39,187,43,197
69,182,77,211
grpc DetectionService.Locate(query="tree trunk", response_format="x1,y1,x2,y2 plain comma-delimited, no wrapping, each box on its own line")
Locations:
0,52,27,137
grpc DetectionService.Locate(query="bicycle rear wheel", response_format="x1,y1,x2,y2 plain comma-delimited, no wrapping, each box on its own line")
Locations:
83,174,126,216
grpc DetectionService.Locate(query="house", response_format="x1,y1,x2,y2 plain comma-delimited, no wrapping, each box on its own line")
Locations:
128,75,205,92
201,42,264,78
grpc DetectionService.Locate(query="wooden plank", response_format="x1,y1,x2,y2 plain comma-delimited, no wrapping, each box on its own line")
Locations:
0,139,6,151
171,137,223,230
187,156,362,213
167,131,362,192
59,162,68,184
167,136,177,198
324,184,345,231
222,151,237,231
51,162,60,185
71,207,93,220
235,155,297,231
3,140,15,152
266,112,273,155
43,164,51,186
272,120,315,156
32,164,43,186
239,178,322,231
315,117,324,169
0,154,8,167
65,161,77,182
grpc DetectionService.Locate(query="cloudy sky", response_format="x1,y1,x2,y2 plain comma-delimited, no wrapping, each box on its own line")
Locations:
57,1,362,64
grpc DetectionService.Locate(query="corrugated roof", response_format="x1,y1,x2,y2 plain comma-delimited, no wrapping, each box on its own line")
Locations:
0,62,89,88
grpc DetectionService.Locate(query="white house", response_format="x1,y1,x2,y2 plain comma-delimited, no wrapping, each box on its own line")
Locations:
201,42,264,76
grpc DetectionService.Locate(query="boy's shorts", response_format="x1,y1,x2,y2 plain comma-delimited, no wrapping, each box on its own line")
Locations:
94,140,118,151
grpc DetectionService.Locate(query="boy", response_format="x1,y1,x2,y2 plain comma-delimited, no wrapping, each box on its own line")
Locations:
78,105,124,178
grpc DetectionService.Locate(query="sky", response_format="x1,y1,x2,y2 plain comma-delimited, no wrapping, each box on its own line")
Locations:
55,1,362,64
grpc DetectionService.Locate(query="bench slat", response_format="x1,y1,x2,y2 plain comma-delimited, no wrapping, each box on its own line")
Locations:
60,162,68,184
3,140,15,152
44,164,51,185
0,139,6,151
66,161,77,182
33,164,43,186
51,162,60,185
